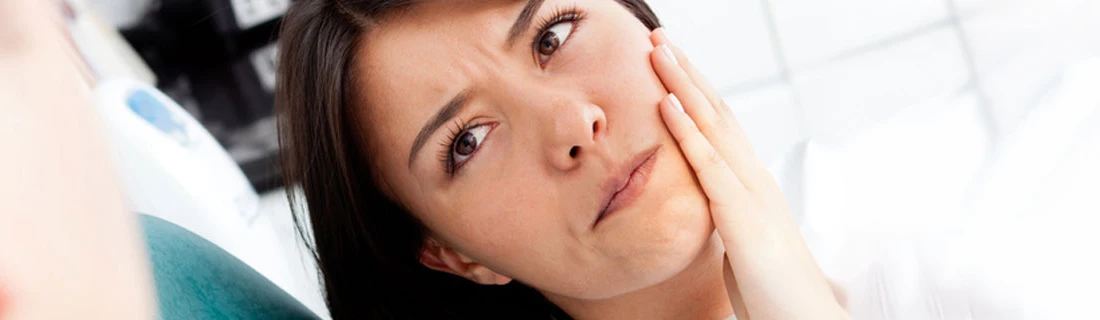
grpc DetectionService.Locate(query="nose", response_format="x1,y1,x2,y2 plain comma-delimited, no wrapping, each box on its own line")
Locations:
544,101,606,171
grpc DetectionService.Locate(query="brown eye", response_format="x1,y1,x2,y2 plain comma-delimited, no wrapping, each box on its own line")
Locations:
538,31,561,56
454,131,478,156
535,21,575,64
449,124,491,170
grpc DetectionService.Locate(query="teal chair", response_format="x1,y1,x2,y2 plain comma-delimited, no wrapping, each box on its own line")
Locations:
140,214,321,320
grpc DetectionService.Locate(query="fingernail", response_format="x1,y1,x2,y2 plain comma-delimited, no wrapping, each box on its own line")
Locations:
669,93,684,113
659,44,678,65
656,27,673,44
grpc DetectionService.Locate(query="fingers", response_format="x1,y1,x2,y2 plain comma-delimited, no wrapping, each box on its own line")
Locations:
650,40,721,133
649,30,766,188
650,29,732,119
659,93,746,210
650,29,754,151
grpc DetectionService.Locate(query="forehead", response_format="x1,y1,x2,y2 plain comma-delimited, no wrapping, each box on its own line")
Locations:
356,0,524,103
351,0,524,165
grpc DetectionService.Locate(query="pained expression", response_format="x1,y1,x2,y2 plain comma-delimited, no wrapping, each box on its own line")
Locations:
354,0,711,300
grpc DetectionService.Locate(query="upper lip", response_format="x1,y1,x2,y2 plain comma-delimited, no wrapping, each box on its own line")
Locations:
594,145,660,226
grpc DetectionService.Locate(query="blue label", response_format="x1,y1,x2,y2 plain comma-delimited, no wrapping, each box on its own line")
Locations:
127,89,191,146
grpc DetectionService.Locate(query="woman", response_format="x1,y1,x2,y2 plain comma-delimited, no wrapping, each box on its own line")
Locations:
276,0,846,318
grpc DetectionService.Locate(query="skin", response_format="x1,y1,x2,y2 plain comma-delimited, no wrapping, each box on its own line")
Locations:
353,0,845,318
0,0,155,319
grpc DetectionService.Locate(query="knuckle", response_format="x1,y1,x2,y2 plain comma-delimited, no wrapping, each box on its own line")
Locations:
718,99,732,113
716,102,738,121
712,115,732,132
697,113,728,135
705,149,725,167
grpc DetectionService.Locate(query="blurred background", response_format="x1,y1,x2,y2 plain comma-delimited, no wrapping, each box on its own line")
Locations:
64,0,1099,318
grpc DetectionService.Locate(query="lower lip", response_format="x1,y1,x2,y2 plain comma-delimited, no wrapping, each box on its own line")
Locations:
595,150,658,227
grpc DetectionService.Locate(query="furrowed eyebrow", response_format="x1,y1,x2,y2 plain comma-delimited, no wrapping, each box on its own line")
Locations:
408,91,472,169
407,1,544,169
505,0,546,48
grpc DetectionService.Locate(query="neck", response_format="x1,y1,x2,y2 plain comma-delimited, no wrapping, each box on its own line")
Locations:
549,233,732,320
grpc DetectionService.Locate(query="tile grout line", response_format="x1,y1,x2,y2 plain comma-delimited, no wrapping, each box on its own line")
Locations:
785,4,995,76
755,0,810,138
717,75,785,97
944,0,1000,141
756,0,792,80
945,0,1013,219
792,18,954,73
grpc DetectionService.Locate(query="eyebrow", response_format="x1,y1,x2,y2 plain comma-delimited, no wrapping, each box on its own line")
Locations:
506,0,546,48
408,91,472,169
407,1,545,169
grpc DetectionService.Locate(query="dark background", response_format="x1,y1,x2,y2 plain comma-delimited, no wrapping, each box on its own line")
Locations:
120,0,287,192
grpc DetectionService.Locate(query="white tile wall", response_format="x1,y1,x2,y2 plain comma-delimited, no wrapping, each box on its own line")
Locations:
961,0,1100,133
723,83,805,164
792,28,970,142
648,0,1096,153
767,0,951,68
952,0,998,13
647,0,781,90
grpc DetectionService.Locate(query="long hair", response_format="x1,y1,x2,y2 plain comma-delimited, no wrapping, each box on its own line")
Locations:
275,1,660,318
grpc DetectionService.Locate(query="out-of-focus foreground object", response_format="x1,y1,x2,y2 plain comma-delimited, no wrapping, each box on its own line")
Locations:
0,0,156,318
64,0,157,85
63,0,323,315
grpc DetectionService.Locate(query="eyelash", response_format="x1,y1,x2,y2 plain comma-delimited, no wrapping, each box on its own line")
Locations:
532,5,585,65
439,118,483,176
438,6,585,176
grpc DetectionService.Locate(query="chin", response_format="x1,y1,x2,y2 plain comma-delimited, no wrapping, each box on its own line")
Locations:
557,140,714,300
631,144,714,272
583,171,713,300
634,191,712,275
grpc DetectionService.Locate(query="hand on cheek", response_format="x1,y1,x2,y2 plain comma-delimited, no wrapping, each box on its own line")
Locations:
648,28,847,319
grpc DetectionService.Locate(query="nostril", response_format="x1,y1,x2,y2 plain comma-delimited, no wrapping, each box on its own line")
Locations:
592,121,601,137
569,146,580,158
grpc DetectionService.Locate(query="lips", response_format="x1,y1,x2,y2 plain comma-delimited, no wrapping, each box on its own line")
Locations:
593,145,660,229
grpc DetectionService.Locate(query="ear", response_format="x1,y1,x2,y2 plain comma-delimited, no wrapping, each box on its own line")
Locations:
418,238,513,286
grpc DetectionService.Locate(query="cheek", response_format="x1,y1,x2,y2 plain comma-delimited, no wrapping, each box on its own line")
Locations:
442,162,567,266
569,20,665,112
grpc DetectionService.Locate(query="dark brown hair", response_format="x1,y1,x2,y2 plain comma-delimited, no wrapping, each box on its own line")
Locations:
276,1,660,318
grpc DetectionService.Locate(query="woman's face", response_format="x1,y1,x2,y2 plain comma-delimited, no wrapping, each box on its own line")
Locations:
354,0,712,300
